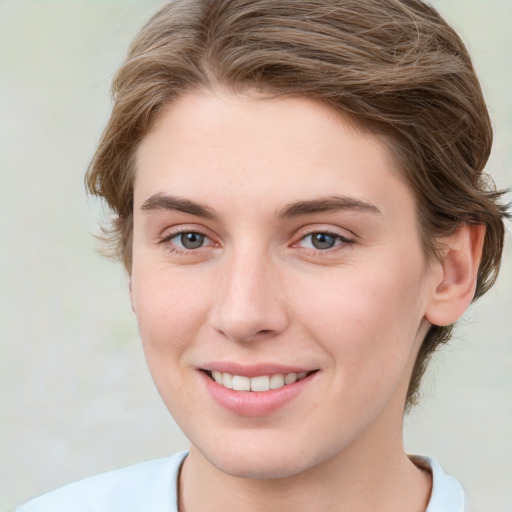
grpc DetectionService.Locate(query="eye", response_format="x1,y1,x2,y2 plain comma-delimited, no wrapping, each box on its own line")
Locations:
160,230,214,253
174,231,206,250
299,231,352,250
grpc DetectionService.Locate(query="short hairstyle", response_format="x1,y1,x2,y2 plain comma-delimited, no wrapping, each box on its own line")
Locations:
86,0,509,408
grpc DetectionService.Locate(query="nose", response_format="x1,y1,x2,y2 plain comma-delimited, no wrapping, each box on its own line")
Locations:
208,247,289,343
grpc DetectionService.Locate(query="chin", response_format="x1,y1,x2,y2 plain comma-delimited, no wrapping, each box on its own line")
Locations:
193,433,329,480
210,453,308,480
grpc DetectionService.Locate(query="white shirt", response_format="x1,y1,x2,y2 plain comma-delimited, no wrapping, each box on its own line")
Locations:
16,451,467,512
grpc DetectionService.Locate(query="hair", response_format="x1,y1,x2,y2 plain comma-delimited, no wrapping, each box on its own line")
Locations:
86,0,509,409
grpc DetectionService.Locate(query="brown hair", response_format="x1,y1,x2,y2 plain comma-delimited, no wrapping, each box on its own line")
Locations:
86,0,509,408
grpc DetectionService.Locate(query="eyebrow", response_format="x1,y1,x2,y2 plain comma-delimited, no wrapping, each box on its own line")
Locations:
278,195,381,218
140,193,381,219
141,193,216,218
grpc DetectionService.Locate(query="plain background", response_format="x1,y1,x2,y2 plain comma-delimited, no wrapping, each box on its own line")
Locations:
1,1,511,511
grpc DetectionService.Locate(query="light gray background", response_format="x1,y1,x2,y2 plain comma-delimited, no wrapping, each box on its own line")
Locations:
1,1,511,511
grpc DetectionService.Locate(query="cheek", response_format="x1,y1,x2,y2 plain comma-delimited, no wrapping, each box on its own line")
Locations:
131,265,207,359
130,265,212,417
294,263,426,371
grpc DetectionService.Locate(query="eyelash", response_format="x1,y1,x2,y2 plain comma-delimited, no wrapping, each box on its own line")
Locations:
158,228,355,256
158,229,215,255
295,230,355,253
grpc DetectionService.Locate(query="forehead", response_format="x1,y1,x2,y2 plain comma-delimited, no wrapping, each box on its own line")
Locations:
134,91,415,221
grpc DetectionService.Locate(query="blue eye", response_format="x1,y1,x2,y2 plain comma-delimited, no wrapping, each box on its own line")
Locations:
177,232,205,249
170,231,207,250
300,232,350,250
310,233,337,249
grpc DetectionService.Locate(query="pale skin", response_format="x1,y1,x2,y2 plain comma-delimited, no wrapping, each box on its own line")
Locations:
130,90,484,512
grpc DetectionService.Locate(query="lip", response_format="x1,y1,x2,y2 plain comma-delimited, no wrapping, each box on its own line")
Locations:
199,365,318,417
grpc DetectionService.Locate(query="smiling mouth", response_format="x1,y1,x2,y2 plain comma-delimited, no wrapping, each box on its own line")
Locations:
205,370,315,392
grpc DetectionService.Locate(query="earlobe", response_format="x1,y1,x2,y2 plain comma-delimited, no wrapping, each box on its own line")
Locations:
425,224,485,327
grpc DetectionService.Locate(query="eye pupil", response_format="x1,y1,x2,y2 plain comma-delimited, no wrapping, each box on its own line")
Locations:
311,233,336,249
180,232,205,249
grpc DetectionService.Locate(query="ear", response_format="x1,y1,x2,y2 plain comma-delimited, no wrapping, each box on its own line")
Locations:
425,224,485,327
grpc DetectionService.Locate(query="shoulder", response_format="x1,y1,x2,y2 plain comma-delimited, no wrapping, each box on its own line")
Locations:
16,451,187,512
411,455,468,512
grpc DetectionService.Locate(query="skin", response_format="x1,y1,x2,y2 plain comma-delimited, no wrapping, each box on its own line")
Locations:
130,90,482,511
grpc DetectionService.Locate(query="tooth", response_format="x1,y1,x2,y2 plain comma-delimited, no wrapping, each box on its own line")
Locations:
222,373,233,389
284,373,297,385
214,371,307,391
250,375,270,392
270,374,285,389
232,375,251,391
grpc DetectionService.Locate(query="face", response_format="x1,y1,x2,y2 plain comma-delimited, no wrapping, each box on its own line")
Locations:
131,91,437,479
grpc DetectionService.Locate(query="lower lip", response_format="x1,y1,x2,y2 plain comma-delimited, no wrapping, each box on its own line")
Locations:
201,371,316,417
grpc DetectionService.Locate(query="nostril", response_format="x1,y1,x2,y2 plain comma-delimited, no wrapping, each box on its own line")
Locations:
208,290,290,342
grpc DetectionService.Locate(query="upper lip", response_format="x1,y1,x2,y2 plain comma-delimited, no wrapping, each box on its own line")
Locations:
199,362,316,378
